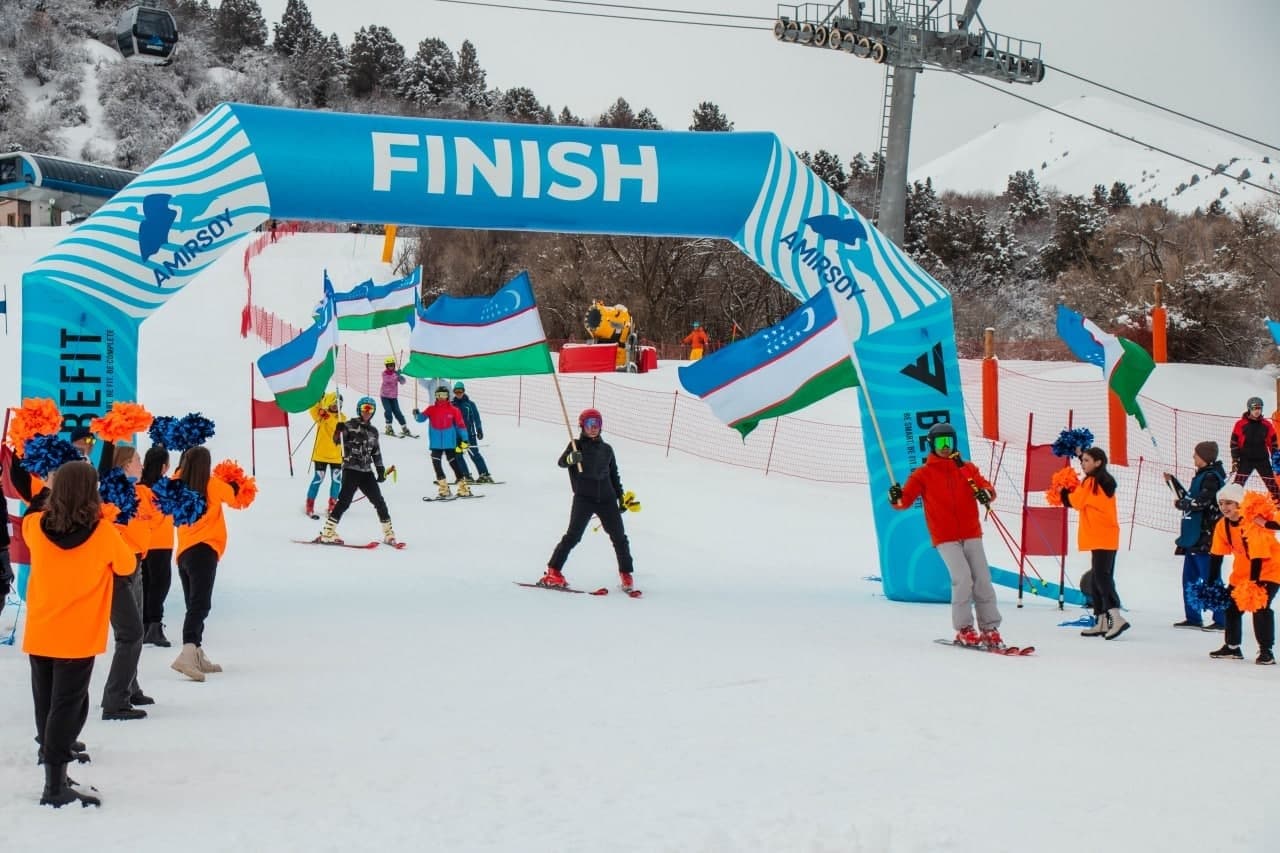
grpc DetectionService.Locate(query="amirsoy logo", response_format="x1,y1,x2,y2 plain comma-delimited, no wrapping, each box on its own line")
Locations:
777,215,866,297
138,193,234,287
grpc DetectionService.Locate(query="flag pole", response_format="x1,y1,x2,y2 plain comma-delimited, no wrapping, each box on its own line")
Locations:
848,341,896,484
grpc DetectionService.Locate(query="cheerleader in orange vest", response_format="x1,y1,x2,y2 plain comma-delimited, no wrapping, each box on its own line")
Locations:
1061,447,1128,640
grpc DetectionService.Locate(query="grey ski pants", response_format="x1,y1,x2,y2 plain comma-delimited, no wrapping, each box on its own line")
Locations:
937,538,1002,632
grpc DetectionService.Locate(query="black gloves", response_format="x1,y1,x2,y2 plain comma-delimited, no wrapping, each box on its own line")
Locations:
1251,557,1263,583
564,450,582,466
975,489,992,506
888,483,903,504
376,465,386,483
1174,497,1192,512
1060,488,1072,507
476,431,484,441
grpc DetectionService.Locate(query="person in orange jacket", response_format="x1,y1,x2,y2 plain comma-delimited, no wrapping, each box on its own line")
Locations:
1207,483,1280,664
24,460,137,808
1061,447,1128,639
139,446,175,647
682,321,710,361
170,446,255,681
889,422,1004,649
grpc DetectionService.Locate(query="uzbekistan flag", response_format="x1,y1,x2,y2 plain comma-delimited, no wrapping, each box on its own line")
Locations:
333,267,421,331
256,297,339,412
677,288,859,438
404,271,554,379
1055,304,1156,428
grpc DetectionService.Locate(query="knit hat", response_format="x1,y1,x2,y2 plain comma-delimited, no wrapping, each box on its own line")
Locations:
453,381,465,391
1194,441,1219,465
1217,483,1246,505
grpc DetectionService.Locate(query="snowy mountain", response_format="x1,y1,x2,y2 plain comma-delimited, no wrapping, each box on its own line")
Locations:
911,95,1277,214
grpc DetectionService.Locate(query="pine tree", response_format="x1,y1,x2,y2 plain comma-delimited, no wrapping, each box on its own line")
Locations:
635,107,662,130
557,106,584,126
904,178,940,256
1040,194,1108,277
1107,181,1131,210
1091,184,1108,207
348,25,405,97
454,40,490,112
689,101,733,132
1005,170,1047,223
501,87,544,124
848,152,869,180
213,0,268,54
273,0,314,56
598,97,636,129
399,38,458,110
807,150,847,195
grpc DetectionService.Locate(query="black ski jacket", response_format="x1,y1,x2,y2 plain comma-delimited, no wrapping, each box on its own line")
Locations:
558,434,623,502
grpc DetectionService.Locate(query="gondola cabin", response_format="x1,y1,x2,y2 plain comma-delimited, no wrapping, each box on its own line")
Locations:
116,6,179,65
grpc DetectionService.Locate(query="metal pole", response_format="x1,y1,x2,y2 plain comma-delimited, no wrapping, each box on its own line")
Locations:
878,66,917,245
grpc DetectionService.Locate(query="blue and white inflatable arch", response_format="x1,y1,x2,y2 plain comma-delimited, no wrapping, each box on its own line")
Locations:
21,103,968,603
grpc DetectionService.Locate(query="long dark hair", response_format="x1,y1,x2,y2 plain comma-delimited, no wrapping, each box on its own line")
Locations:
177,445,211,497
140,445,170,486
42,461,101,534
1081,447,1117,498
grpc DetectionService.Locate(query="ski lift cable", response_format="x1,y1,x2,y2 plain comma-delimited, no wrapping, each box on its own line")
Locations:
431,0,768,29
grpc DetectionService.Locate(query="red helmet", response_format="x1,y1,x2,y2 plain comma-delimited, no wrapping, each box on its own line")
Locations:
578,408,602,429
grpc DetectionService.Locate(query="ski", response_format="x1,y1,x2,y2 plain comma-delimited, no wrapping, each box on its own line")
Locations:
514,581,609,595
619,585,643,598
292,538,379,549
934,638,1035,656
422,493,486,502
382,541,408,550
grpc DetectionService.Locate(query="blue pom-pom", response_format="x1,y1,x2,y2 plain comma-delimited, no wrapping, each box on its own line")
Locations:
1271,448,1280,471
99,468,139,523
1186,578,1232,612
1052,427,1095,458
151,478,208,526
148,413,216,453
22,435,85,477
149,416,181,449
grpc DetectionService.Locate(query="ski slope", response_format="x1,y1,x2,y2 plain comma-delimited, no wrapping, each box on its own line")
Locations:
0,229,1276,852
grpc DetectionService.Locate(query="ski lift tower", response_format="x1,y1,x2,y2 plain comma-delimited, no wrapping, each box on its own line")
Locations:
773,1,1044,243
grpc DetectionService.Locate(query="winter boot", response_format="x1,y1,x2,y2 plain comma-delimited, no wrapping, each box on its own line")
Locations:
455,479,473,497
305,498,315,517
129,691,155,706
40,763,100,808
319,517,340,544
170,643,206,682
538,567,567,588
1103,608,1130,640
1209,644,1243,660
476,473,495,484
954,625,981,647
196,647,222,674
143,622,172,648
1257,648,1276,665
436,479,451,498
619,571,634,591
979,628,1006,650
1081,612,1109,637
381,520,397,545
384,424,395,436
399,425,413,437
102,707,146,721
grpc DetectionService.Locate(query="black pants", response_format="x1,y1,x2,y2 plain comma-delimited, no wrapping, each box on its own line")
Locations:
1226,581,1280,649
1234,459,1280,500
549,495,634,574
177,543,219,647
31,655,94,765
142,547,173,624
430,449,467,481
102,566,143,711
0,545,12,616
330,469,390,523
1088,550,1120,613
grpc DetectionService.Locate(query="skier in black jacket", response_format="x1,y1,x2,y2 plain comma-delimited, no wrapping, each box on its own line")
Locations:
319,397,396,545
540,408,637,591
1229,396,1280,500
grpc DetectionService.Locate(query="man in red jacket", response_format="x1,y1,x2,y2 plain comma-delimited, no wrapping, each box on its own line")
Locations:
889,422,1003,648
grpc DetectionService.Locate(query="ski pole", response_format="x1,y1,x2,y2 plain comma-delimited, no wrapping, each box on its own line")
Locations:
290,420,318,459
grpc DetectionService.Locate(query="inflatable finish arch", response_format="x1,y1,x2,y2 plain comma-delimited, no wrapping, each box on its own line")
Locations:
21,103,967,602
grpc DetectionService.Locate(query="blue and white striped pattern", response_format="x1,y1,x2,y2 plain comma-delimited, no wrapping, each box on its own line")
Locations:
734,139,947,341
23,104,271,319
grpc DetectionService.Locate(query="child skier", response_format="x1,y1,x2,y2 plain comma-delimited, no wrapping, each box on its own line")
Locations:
413,386,472,498
451,382,494,484
305,391,344,518
319,397,396,545
889,422,1005,649
540,408,637,592
380,357,413,437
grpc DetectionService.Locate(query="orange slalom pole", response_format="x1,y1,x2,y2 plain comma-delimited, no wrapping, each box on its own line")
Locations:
982,328,999,441
1108,388,1128,466
381,225,397,263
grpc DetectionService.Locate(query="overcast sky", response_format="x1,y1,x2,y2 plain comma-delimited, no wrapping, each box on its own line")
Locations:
255,0,1280,168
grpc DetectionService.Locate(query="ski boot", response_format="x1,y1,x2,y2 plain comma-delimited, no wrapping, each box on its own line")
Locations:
319,517,341,544
538,567,567,588
327,497,337,515
40,763,100,808
476,473,495,484
384,424,396,436
954,625,981,647
381,520,397,545
619,571,634,591
304,498,315,517
979,628,1006,651
455,479,473,497
399,425,413,438
435,479,451,499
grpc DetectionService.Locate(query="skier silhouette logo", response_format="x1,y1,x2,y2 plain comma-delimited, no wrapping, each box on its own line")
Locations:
138,193,177,261
803,214,868,247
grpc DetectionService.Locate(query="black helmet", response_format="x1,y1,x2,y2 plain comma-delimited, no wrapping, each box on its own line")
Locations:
927,422,957,453
1247,396,1264,411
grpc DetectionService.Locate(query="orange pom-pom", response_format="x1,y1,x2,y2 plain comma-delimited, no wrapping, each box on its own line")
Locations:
1231,581,1271,613
7,398,63,455
1240,491,1278,525
91,402,154,443
1045,466,1081,506
213,460,247,485
235,477,259,505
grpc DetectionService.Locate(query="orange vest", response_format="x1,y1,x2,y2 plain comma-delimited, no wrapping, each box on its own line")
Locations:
115,483,161,555
1066,477,1120,551
22,514,138,658
1211,517,1280,586
176,476,253,560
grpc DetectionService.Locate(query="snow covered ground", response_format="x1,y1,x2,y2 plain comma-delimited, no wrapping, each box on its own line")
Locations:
1,229,1277,851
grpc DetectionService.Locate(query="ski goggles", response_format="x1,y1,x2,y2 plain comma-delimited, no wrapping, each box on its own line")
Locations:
582,417,602,430
358,403,376,414
931,435,954,453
